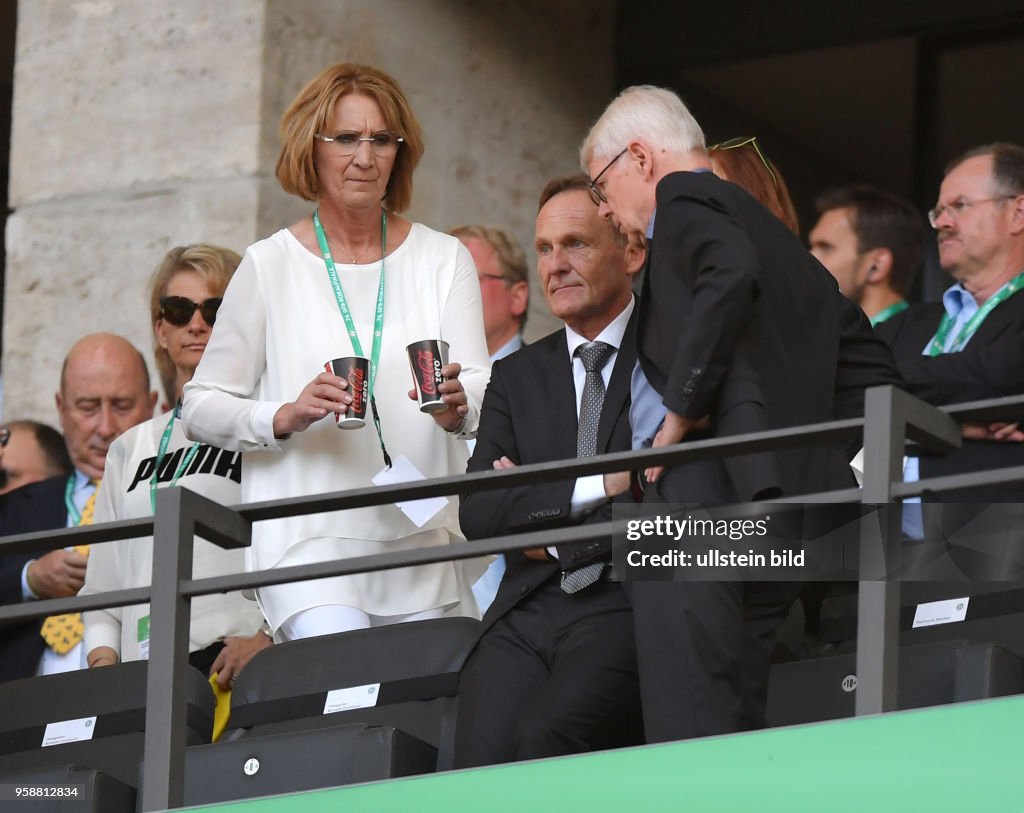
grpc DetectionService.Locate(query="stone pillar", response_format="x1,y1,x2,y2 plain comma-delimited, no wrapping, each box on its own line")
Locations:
4,0,614,422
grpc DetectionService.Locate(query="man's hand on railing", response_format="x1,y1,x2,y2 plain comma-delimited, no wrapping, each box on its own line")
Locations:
961,421,1024,442
211,630,274,689
645,412,711,484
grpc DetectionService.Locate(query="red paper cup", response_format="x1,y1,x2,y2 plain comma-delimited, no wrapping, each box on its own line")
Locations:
406,339,449,413
325,356,369,429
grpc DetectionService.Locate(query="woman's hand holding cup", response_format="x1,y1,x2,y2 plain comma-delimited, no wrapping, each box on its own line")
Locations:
407,361,469,433
274,371,351,437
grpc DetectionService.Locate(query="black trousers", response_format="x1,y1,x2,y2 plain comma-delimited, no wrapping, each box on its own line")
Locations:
188,640,225,677
453,575,644,768
630,475,799,743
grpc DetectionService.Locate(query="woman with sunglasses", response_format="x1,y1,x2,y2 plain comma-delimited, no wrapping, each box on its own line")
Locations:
182,64,490,641
82,245,270,687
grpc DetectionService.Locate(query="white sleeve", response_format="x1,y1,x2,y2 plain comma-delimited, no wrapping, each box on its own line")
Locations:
441,241,491,438
182,247,288,452
82,438,128,660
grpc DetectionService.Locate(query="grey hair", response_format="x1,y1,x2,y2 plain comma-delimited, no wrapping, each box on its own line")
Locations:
580,85,705,168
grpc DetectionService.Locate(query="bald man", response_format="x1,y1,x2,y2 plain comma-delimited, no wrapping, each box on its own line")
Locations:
0,333,156,681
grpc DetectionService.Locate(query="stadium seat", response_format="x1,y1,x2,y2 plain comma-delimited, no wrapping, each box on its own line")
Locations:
223,617,480,763
766,639,1024,727
0,661,215,788
180,723,436,805
174,617,480,805
0,765,135,812
817,581,1024,657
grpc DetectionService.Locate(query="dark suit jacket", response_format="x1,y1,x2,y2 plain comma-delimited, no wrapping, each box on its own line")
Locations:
636,171,901,502
876,293,1024,498
459,312,637,633
0,475,70,682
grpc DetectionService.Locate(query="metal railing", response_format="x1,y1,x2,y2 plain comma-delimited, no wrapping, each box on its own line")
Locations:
2,385,1023,811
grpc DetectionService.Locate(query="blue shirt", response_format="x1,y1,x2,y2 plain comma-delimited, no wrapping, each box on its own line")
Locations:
630,209,665,449
490,333,524,362
903,283,979,536
933,283,979,353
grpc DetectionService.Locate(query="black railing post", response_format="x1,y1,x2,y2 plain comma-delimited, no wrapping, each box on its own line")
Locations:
856,386,960,715
140,487,251,811
141,487,194,811
856,386,905,715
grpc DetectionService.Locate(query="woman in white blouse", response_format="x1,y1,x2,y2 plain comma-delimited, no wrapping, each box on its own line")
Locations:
182,63,490,641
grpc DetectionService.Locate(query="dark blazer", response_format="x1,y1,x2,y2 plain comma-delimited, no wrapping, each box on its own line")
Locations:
0,475,70,683
636,171,901,502
459,311,637,632
876,293,1024,498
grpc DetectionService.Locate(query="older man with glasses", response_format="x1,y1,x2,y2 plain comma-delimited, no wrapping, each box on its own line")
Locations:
875,143,1024,505
580,85,900,744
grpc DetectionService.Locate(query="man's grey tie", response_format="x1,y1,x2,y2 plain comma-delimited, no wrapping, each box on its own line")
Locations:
561,341,615,594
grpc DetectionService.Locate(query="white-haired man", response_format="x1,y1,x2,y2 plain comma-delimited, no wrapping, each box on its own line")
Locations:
581,85,900,743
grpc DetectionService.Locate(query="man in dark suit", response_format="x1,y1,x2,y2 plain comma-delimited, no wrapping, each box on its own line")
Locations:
581,85,901,742
0,333,156,681
453,175,646,767
877,142,1024,503
0,476,70,682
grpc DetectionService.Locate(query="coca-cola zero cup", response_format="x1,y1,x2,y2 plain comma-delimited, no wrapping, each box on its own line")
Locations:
325,356,369,429
406,339,449,414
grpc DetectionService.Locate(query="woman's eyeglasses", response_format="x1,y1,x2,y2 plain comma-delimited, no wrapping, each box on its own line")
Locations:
708,136,778,190
314,131,404,157
159,296,222,327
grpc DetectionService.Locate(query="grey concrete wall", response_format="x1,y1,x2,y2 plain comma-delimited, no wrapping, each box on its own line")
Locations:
4,0,614,423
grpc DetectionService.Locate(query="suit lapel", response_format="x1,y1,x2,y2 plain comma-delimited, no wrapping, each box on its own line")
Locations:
596,307,638,453
543,331,580,460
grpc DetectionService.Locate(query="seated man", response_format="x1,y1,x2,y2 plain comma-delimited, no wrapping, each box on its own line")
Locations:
0,333,157,681
454,175,646,767
810,184,925,326
877,143,1024,502
0,421,72,496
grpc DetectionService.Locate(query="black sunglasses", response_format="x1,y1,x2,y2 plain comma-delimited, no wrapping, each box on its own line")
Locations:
159,296,222,327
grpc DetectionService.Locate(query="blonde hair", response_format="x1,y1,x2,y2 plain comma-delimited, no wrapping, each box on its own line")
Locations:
148,244,241,404
275,63,424,212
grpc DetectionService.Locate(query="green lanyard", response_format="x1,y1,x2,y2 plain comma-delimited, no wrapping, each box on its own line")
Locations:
869,300,908,327
926,272,1024,355
64,474,86,526
313,207,392,469
150,407,202,512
